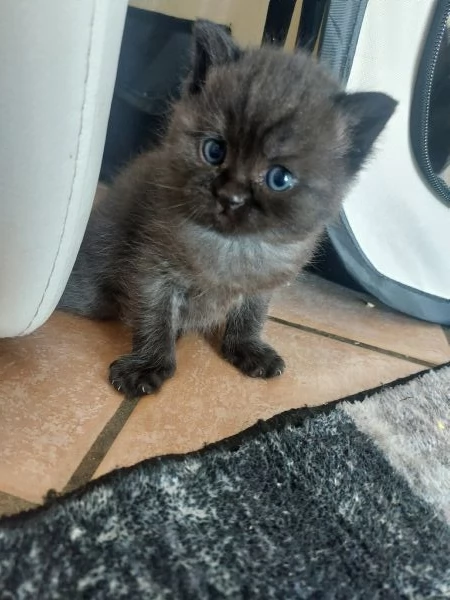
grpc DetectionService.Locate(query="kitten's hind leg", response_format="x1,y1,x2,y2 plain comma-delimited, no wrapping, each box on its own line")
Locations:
109,291,177,397
222,295,285,378
58,272,119,320
58,214,119,319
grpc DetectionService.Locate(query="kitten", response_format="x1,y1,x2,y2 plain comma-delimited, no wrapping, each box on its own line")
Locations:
59,20,397,398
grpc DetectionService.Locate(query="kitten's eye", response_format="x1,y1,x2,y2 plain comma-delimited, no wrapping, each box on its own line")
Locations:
202,138,226,166
266,166,296,192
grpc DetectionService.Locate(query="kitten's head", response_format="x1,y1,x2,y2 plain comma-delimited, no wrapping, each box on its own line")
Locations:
162,20,396,241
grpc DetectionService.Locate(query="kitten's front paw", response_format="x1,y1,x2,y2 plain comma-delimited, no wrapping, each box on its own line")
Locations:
109,354,176,397
222,340,285,379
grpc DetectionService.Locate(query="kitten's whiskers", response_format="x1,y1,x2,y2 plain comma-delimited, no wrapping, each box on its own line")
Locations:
145,181,186,193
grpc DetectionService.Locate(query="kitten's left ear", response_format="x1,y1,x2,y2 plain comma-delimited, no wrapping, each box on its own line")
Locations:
189,20,242,94
335,92,398,174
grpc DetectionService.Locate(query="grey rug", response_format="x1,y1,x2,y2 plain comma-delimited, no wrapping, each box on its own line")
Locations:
1,365,450,599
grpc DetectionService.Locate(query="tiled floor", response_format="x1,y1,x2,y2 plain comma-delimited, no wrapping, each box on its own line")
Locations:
1,273,449,517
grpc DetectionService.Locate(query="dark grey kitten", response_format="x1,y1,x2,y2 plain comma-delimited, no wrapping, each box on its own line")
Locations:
59,20,396,398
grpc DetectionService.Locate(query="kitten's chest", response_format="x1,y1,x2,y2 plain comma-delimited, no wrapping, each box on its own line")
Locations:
173,225,313,330
179,287,242,332
188,230,310,292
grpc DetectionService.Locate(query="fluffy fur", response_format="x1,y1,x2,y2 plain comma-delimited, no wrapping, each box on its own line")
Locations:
59,20,397,397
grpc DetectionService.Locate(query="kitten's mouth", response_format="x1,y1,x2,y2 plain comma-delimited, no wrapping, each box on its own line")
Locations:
213,202,244,232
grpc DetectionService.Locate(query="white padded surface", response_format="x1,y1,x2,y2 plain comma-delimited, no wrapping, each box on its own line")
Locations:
343,0,450,299
0,0,127,336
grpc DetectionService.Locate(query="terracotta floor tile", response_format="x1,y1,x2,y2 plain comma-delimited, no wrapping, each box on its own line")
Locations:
270,274,450,365
0,312,129,503
95,321,421,477
0,491,37,518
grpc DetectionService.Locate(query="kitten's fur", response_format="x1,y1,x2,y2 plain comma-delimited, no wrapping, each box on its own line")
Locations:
59,21,397,397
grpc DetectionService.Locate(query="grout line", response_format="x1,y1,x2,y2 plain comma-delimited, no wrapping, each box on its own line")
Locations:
268,315,437,368
62,396,140,495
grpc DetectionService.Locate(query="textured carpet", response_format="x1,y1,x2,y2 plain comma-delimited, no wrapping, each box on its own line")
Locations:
1,366,450,599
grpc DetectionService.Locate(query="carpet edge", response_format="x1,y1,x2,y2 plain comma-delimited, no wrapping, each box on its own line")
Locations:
1,361,449,527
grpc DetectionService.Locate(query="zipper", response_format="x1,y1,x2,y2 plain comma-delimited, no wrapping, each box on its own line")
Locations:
415,0,450,203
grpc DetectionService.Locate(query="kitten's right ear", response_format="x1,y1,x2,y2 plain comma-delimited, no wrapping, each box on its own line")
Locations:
189,20,242,94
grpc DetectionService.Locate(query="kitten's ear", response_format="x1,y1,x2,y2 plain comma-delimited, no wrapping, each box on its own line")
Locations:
189,19,242,94
335,92,398,174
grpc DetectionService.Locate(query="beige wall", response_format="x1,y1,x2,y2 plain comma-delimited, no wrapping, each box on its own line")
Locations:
284,0,303,51
129,0,271,46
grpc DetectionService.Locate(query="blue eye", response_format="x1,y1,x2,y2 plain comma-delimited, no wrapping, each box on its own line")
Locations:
202,138,226,165
266,166,296,192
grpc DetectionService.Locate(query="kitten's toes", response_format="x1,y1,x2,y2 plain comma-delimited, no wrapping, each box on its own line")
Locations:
109,354,176,398
222,340,285,379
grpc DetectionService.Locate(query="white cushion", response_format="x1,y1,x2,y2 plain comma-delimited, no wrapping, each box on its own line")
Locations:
0,0,127,336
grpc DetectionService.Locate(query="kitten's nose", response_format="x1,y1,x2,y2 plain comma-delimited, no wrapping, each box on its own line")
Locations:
216,183,250,212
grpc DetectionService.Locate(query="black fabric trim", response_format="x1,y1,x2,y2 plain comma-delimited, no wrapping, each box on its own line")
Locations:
263,0,297,46
410,0,450,205
318,0,368,82
328,214,450,325
296,0,329,51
